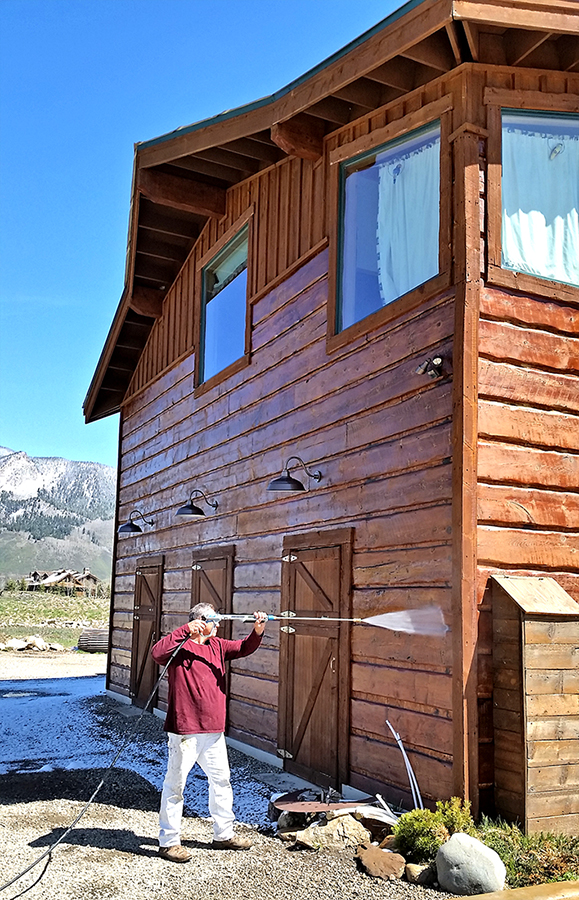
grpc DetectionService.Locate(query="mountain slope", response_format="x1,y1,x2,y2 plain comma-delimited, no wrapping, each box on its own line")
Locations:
0,449,116,581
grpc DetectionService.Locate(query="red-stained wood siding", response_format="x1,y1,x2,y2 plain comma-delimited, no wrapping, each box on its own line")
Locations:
477,284,579,595
110,247,455,799
126,157,326,398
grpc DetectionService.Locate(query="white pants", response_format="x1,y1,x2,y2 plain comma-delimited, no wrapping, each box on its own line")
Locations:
159,732,235,846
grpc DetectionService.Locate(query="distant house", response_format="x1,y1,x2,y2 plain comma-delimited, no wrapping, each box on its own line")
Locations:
85,0,579,831
27,568,100,596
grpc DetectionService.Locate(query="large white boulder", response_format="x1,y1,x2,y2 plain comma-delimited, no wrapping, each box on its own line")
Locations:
436,833,506,895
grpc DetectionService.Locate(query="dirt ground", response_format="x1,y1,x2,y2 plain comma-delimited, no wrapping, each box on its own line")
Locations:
0,650,455,900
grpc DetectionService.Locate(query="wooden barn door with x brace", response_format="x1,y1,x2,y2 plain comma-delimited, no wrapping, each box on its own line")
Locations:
277,529,353,789
130,555,164,708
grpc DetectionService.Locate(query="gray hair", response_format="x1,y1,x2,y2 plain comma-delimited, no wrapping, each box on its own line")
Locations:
188,603,216,622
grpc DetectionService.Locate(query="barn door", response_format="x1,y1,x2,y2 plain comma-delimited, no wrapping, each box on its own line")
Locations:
130,555,164,708
278,529,353,789
191,545,235,713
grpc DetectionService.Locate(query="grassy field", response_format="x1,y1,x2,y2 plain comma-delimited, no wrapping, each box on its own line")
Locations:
0,590,110,648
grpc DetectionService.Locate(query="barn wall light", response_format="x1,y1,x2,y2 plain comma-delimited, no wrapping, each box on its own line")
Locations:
176,489,219,518
118,510,154,534
267,456,322,492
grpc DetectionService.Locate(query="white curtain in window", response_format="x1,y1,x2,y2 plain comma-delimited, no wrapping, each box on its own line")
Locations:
502,120,579,286
376,133,440,305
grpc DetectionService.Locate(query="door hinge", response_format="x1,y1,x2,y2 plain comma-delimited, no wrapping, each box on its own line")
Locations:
277,748,293,759
280,625,295,634
279,610,296,617
282,554,297,562
192,564,202,570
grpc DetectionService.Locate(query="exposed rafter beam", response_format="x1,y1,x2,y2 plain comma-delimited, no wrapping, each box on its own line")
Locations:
446,22,463,65
462,21,479,61
558,34,579,70
222,136,284,164
128,286,164,319
271,114,325,160
332,77,386,110
165,155,243,185
137,169,226,218
400,31,455,71
365,57,416,92
507,28,553,66
305,96,357,125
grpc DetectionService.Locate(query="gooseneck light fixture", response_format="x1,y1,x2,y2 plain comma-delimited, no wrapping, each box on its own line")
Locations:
175,489,219,518
117,510,154,534
267,456,322,492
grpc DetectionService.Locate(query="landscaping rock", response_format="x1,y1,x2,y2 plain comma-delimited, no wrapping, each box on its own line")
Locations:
406,863,437,886
27,636,48,651
295,814,371,850
436,832,506,895
6,638,27,651
356,842,406,880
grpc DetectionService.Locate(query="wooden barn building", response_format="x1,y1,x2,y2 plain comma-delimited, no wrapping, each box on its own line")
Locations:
85,0,579,831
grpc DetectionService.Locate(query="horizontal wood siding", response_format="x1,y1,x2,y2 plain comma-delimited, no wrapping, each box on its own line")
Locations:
477,285,579,594
109,247,455,795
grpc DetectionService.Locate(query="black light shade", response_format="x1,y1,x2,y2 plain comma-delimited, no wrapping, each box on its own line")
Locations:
267,472,306,492
118,510,154,534
175,489,218,518
175,500,206,517
267,456,322,492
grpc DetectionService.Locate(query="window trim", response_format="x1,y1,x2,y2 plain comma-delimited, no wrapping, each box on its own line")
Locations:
485,87,579,304
327,95,453,352
194,207,254,396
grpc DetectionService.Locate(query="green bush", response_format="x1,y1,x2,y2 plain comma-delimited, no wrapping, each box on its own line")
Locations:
476,817,579,888
393,798,476,863
393,808,450,863
437,796,476,836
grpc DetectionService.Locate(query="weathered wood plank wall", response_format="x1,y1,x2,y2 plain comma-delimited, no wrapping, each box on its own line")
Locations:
112,247,456,800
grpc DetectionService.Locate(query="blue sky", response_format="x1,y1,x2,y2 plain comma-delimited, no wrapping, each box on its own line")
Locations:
0,0,400,468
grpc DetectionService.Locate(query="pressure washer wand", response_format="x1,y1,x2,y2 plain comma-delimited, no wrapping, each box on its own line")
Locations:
206,613,364,623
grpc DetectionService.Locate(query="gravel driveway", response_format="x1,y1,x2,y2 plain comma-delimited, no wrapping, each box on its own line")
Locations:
0,652,452,900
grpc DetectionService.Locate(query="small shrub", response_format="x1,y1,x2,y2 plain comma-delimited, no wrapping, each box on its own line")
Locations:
436,796,476,836
393,808,450,863
476,817,579,888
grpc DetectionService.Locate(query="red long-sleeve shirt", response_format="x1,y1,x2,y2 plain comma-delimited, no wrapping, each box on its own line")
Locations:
151,623,263,735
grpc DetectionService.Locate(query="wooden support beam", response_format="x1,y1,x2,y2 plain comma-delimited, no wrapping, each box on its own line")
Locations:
400,32,456,72
222,136,283,164
137,168,226,218
129,286,164,319
332,77,386,110
271,114,325,160
463,21,479,61
366,57,416,92
169,155,246,184
304,96,355,125
446,21,463,65
507,29,552,66
557,34,579,71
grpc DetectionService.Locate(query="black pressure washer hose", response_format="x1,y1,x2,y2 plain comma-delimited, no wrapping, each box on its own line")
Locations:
0,632,190,896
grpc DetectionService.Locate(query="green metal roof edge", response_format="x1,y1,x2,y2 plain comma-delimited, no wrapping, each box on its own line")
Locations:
137,0,427,151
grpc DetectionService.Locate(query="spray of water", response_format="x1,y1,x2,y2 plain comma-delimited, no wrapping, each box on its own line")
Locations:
362,604,449,636
207,604,449,637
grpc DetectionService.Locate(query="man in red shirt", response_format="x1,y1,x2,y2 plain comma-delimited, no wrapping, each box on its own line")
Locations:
151,602,268,862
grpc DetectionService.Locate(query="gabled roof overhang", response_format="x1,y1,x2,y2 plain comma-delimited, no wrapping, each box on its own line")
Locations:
84,0,579,423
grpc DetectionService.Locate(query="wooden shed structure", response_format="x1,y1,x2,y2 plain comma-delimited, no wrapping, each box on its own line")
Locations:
85,0,579,827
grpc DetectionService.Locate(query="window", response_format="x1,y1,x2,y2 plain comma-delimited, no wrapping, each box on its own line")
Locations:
200,226,248,384
337,120,441,333
501,109,579,288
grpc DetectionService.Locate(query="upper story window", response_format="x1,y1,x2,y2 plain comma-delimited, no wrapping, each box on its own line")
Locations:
337,120,441,333
501,109,579,289
200,226,248,384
